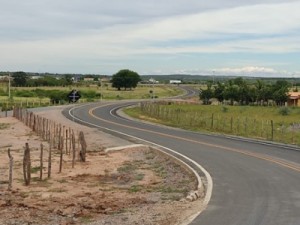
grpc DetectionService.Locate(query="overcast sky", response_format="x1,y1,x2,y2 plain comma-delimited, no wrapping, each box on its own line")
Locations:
1,0,300,77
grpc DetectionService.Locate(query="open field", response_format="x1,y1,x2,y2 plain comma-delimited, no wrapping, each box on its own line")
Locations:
0,84,183,110
124,102,300,146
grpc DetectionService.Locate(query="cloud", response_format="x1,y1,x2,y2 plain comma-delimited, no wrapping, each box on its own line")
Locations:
0,0,300,74
172,66,293,77
215,66,281,75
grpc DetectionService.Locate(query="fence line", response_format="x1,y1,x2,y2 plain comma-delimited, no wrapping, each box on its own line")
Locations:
0,107,88,189
12,107,83,153
140,102,300,146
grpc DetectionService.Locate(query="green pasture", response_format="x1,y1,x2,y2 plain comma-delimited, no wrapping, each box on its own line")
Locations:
0,84,182,99
124,102,300,146
0,84,184,110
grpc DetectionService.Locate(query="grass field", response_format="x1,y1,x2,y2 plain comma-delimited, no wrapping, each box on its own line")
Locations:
124,102,300,146
0,84,184,109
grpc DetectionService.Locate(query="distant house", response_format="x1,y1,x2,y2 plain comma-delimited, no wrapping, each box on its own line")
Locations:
100,77,110,83
149,78,159,84
0,75,12,82
83,77,94,82
31,76,42,80
0,75,9,81
169,80,182,84
288,92,300,106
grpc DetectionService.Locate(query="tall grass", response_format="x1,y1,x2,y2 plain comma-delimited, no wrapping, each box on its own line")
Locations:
125,102,300,146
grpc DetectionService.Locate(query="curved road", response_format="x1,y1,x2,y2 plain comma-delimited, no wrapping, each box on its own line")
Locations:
66,101,300,225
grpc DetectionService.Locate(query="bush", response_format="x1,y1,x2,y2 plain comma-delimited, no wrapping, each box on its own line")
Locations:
47,90,69,104
278,107,290,116
14,90,36,97
80,90,100,99
0,88,7,96
222,106,228,113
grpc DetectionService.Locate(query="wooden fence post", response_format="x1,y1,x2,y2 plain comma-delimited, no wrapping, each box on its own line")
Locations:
48,143,52,178
23,143,31,186
72,131,76,168
59,136,63,173
69,128,72,155
40,143,43,180
8,148,13,191
244,118,248,135
66,129,68,155
271,120,274,141
79,131,87,162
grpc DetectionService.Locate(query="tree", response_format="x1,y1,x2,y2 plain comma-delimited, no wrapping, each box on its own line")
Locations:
213,82,225,103
254,80,272,104
12,71,29,86
271,80,289,105
111,69,141,91
199,82,213,105
233,77,252,105
63,74,73,85
223,80,239,105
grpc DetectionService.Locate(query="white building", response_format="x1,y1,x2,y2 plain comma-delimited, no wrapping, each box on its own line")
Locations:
169,80,182,84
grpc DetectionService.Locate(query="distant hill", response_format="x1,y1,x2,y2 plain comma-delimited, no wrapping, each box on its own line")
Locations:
1,71,299,85
140,74,300,84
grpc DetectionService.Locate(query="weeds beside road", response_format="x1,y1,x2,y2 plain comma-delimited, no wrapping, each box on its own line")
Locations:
124,101,300,146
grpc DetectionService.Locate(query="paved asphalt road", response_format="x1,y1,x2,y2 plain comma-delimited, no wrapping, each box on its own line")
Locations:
65,101,300,225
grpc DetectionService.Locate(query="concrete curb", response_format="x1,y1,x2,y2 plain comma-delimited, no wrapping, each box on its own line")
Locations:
105,144,204,201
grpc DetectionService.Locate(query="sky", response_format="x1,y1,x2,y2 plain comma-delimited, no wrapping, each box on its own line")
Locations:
1,0,300,77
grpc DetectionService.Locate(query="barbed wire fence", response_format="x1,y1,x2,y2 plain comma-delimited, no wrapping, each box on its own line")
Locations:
1,107,87,189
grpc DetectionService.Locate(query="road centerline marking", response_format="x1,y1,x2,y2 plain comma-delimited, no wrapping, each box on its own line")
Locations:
83,105,300,173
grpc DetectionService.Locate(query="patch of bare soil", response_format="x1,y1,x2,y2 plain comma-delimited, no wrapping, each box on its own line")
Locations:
0,107,204,225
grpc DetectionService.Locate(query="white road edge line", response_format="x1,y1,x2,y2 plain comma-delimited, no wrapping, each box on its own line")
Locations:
68,104,213,225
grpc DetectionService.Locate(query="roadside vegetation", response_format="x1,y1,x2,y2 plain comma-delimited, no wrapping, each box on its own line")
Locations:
0,70,183,111
0,85,182,110
124,102,300,146
199,77,293,106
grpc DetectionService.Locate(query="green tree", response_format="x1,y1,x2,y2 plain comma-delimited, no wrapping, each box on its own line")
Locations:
199,82,213,105
233,77,252,105
223,80,239,105
63,74,73,85
213,82,225,103
271,80,289,105
111,69,141,91
254,80,272,104
12,71,29,86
